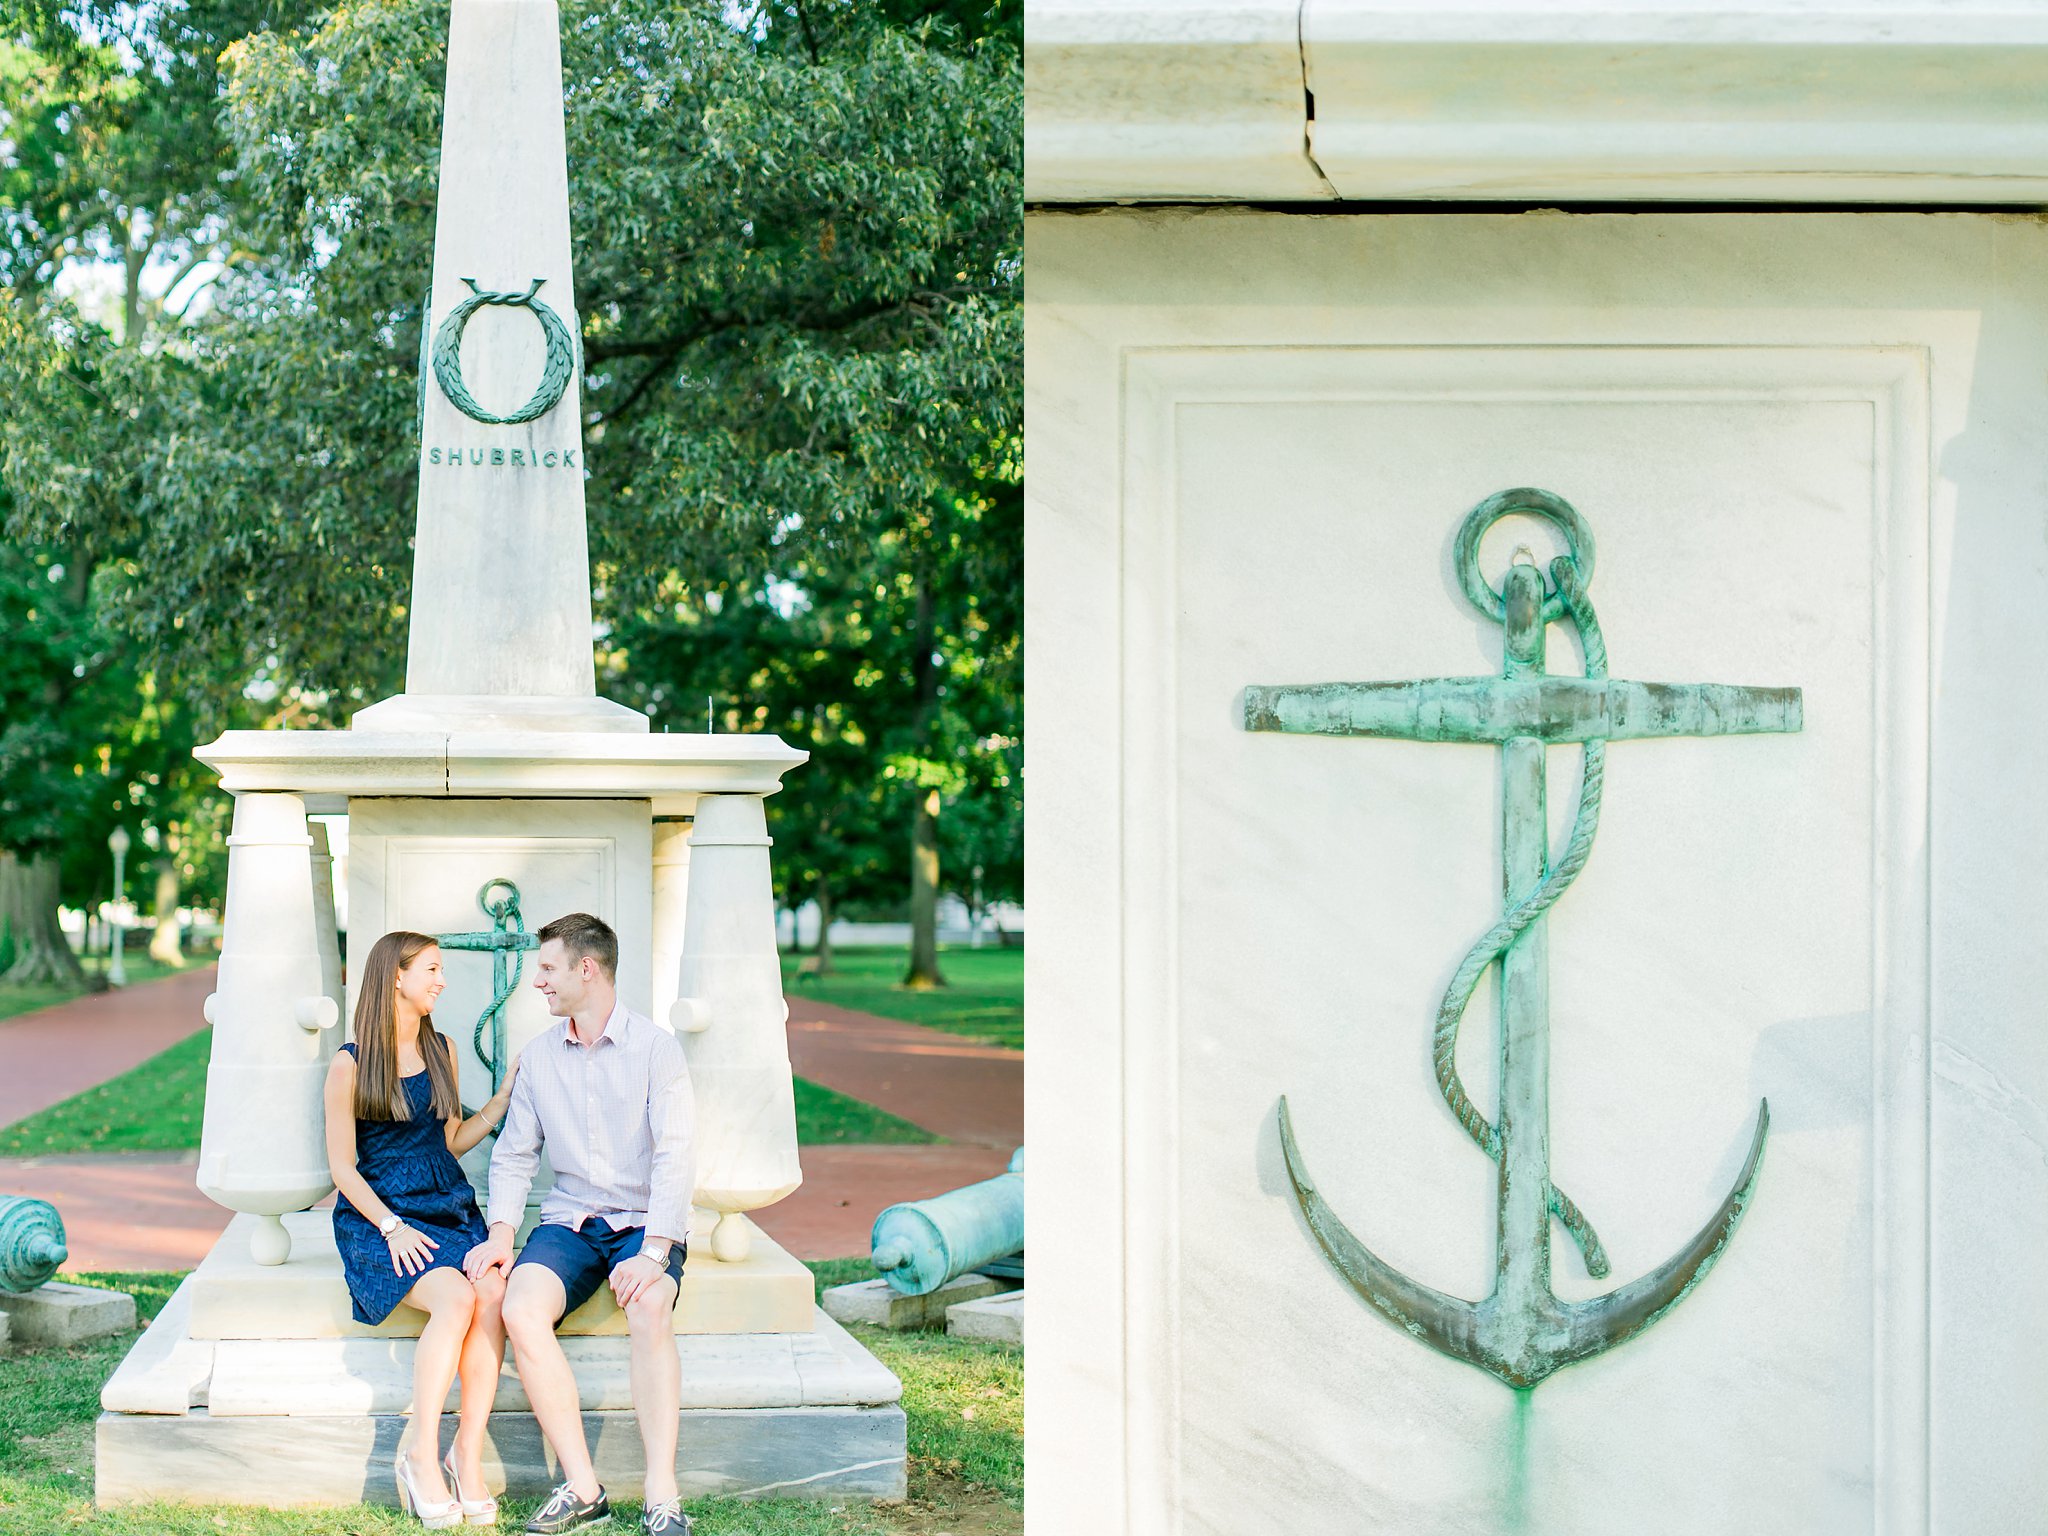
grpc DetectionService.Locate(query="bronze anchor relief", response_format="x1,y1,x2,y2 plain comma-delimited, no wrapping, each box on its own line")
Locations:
1244,489,1801,1388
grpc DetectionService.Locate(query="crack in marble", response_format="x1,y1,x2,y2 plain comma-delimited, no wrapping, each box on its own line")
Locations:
727,1456,903,1497
1933,1039,2048,1172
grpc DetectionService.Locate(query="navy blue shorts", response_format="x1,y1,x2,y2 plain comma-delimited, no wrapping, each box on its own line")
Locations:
512,1220,687,1320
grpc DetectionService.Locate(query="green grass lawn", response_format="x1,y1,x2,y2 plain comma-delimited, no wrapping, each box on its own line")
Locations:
0,1028,936,1156
0,1264,1019,1535
0,954,197,1027
792,1076,938,1145
780,946,1022,1051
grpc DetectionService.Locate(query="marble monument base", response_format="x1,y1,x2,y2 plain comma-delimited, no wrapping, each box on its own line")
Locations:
97,1215,905,1508
97,1400,906,1508
179,1212,813,1339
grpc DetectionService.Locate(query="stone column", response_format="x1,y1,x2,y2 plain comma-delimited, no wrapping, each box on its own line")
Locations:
308,822,346,1029
196,792,341,1264
651,817,693,1033
674,794,801,1261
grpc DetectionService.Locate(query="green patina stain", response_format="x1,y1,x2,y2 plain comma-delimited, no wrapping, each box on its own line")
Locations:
1502,1389,1535,1528
1258,488,1795,1388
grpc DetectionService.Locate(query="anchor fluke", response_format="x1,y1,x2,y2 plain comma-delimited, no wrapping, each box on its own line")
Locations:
1279,1095,1771,1388
1559,1097,1770,1368
1278,1097,1483,1362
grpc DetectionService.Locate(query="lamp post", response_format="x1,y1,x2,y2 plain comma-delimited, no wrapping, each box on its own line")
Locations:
108,826,130,986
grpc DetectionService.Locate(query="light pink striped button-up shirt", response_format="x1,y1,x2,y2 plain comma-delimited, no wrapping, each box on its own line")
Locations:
486,1001,695,1241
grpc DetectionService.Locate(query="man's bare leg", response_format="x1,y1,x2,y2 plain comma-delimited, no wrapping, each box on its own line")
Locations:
624,1276,682,1505
501,1265,601,1501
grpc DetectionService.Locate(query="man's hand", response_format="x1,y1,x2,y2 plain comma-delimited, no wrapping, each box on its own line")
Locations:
609,1253,667,1307
463,1228,515,1283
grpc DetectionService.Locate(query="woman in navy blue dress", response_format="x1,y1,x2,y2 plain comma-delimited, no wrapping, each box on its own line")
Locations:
324,930,517,1527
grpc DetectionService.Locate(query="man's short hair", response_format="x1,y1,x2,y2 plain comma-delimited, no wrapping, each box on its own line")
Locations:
537,912,619,980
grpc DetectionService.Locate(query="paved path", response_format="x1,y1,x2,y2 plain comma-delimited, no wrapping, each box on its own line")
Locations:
0,978,1020,1268
750,1145,1015,1259
784,996,1022,1148
0,966,214,1129
0,1144,1015,1268
0,1153,226,1272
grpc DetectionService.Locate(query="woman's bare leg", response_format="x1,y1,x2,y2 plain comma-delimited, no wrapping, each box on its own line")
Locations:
451,1265,507,1493
401,1266,477,1503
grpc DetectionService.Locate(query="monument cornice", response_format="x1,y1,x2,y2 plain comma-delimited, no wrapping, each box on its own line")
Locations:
1026,2,2048,205
195,728,808,813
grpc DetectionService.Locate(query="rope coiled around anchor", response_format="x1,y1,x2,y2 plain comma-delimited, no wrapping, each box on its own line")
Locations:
1428,554,1614,1279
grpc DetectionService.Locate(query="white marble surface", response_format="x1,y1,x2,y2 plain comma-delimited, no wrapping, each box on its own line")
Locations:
196,792,342,1254
193,729,805,814
103,1259,894,1422
98,1399,907,1505
382,0,602,714
202,1311,897,1417
1026,208,2048,1535
184,1210,812,1342
822,1275,1016,1330
675,796,803,1217
0,1281,136,1346
1025,0,1330,201
345,795,650,1026
650,818,693,1030
945,1291,1023,1346
101,1277,211,1415
1026,1,2048,204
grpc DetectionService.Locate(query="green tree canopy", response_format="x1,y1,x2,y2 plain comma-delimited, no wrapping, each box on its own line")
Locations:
5,0,1020,715
3,0,1021,974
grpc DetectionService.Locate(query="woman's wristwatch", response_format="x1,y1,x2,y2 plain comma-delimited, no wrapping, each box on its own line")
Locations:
378,1213,404,1239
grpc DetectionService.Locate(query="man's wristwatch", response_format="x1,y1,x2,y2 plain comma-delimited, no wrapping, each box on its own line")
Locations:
639,1240,671,1267
378,1213,403,1239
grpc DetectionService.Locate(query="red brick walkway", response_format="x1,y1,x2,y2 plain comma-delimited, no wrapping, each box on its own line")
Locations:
0,1153,224,1272
784,997,1022,1149
0,966,214,1130
0,975,1020,1268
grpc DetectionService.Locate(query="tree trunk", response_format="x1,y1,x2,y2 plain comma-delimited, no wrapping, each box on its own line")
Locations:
813,879,837,977
123,210,147,347
2,852,84,986
904,788,945,989
902,561,947,990
0,852,19,974
149,856,184,966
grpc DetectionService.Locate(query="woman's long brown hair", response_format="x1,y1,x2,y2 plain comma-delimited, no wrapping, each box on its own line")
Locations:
350,931,463,1123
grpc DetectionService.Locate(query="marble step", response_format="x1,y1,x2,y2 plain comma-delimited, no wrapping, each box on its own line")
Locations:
188,1211,812,1339
97,1402,907,1507
105,1283,897,1418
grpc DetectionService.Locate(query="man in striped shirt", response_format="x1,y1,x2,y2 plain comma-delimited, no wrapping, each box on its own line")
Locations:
464,912,696,1536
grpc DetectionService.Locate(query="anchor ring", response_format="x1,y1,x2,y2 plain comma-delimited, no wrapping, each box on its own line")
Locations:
477,878,521,922
1453,488,1596,626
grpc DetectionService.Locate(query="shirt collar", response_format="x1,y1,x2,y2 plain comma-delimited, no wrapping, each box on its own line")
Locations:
559,999,631,1048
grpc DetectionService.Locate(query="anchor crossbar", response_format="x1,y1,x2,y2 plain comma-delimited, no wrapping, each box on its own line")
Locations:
1243,675,1802,744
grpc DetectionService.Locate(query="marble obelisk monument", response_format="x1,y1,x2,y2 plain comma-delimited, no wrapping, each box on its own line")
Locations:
352,0,633,735
97,0,903,1504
